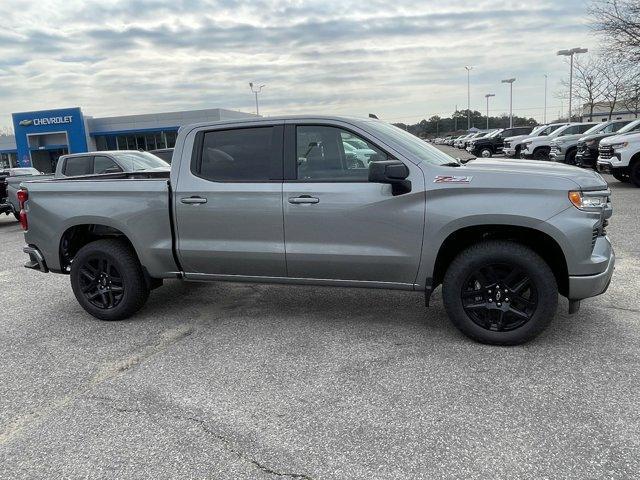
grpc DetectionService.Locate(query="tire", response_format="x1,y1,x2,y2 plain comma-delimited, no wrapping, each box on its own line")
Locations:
442,241,558,346
612,170,630,183
70,239,149,321
533,148,549,161
480,148,492,158
565,149,577,165
514,147,521,159
630,162,640,187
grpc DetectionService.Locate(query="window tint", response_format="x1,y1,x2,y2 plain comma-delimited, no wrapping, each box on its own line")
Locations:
296,126,388,181
93,156,122,174
578,124,596,133
197,127,276,181
63,156,92,176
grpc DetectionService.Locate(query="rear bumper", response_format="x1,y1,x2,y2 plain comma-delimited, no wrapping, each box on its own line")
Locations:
23,245,49,273
568,237,615,300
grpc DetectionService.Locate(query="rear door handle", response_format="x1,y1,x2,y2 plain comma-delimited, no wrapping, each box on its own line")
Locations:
181,196,208,205
288,195,319,204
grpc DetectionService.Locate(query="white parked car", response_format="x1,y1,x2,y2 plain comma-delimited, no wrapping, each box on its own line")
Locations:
521,123,596,161
503,123,569,158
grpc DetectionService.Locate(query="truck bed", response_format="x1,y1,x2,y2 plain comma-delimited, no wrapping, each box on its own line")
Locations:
23,175,177,277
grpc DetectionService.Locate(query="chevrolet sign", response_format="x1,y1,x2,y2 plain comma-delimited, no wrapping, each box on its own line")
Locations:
19,115,73,127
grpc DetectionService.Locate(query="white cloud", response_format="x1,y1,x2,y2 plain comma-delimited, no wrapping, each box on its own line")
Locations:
0,0,595,128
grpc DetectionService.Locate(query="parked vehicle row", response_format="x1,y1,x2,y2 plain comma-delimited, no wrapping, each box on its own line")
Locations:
18,115,614,346
466,127,534,158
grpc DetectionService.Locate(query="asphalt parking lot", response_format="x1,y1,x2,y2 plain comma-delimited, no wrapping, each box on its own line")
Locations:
1,160,639,478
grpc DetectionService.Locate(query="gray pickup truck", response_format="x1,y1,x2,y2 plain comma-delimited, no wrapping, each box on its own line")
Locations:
19,116,614,345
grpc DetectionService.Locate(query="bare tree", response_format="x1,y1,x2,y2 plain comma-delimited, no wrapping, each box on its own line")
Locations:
621,83,640,118
590,0,640,61
599,57,638,119
562,55,607,120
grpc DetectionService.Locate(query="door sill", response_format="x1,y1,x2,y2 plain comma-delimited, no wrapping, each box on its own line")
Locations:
183,272,415,291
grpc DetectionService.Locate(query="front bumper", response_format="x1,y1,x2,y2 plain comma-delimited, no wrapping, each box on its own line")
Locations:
568,236,615,300
575,149,597,167
549,150,566,162
503,147,517,157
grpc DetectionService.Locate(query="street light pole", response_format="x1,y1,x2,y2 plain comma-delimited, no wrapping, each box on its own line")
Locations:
557,47,588,121
543,74,548,124
249,82,266,116
465,66,473,130
485,94,495,129
501,78,516,127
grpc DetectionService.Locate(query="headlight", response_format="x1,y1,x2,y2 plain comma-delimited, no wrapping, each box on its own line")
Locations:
609,141,628,149
568,191,609,211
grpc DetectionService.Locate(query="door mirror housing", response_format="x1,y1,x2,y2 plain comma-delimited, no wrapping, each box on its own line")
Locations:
369,160,411,195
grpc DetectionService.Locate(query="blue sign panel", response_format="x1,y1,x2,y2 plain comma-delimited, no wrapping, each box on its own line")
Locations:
11,107,88,167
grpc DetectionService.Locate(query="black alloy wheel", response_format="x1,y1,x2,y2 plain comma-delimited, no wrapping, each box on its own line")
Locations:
442,241,557,345
461,263,537,332
70,239,150,321
78,257,125,310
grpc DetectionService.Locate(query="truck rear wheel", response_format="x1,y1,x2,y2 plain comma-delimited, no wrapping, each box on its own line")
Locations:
533,148,549,161
70,239,149,321
612,170,630,183
442,241,558,345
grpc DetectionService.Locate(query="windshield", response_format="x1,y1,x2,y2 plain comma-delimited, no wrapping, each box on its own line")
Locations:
617,119,640,134
550,124,574,137
583,123,608,135
487,130,502,138
529,125,547,136
365,121,460,166
10,167,41,175
111,152,170,171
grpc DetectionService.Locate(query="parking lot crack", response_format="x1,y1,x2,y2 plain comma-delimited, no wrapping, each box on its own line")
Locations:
183,415,315,480
0,326,194,446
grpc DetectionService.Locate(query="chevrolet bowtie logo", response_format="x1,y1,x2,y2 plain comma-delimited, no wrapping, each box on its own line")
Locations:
19,119,33,126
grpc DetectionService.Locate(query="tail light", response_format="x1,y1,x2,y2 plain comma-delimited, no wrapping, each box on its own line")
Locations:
17,188,28,231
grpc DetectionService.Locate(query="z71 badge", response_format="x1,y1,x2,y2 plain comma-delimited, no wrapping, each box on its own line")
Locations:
433,175,473,183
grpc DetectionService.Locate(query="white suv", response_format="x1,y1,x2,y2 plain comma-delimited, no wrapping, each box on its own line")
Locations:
598,131,640,186
521,123,596,161
503,123,568,158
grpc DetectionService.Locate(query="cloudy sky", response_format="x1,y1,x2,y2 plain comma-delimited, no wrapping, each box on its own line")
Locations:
0,0,595,130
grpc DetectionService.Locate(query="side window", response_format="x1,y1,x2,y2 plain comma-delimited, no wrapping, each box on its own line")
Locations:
296,126,388,181
93,156,122,174
63,156,92,176
578,124,594,133
196,127,277,182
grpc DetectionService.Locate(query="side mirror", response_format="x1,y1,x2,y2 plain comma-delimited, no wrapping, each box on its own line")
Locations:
369,160,411,195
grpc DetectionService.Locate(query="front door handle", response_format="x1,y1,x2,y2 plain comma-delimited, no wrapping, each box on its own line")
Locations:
181,196,208,205
288,195,319,204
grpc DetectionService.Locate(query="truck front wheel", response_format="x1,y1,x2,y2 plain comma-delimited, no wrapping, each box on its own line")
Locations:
70,239,149,321
479,147,493,158
442,241,558,345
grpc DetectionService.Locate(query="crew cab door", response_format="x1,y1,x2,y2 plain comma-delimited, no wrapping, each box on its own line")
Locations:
282,121,425,286
174,122,286,278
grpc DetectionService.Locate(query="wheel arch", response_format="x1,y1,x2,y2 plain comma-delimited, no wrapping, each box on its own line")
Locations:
431,224,569,297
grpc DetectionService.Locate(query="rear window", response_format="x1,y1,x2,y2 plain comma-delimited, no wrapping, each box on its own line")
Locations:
63,156,92,176
194,127,279,182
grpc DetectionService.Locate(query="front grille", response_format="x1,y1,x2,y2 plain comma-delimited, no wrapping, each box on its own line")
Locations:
550,144,561,155
504,141,511,149
577,142,587,153
599,145,614,159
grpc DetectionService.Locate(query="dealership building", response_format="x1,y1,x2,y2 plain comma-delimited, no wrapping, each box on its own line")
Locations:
0,107,255,172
